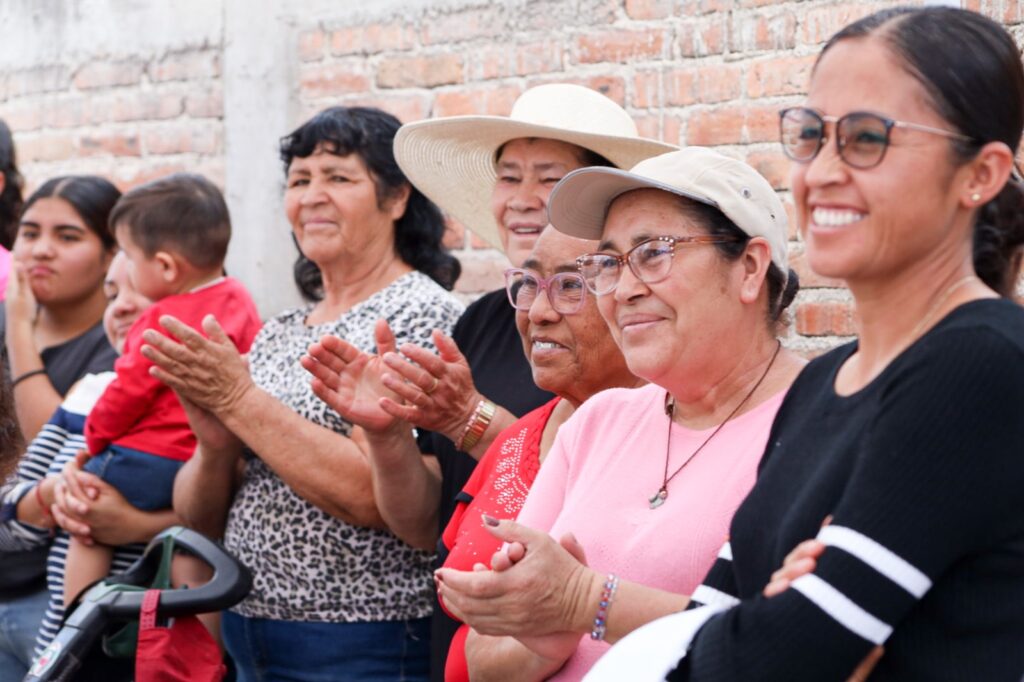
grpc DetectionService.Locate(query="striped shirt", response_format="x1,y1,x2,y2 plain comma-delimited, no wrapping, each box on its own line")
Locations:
678,300,1024,681
0,373,143,656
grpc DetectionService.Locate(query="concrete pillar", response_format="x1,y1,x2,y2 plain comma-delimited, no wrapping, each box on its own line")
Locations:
223,0,303,317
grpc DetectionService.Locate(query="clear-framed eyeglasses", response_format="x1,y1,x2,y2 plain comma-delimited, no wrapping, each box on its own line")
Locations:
576,235,740,296
504,268,588,315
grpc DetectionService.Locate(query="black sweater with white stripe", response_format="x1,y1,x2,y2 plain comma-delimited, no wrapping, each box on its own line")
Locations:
674,299,1024,681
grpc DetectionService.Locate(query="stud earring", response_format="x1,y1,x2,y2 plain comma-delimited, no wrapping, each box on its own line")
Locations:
970,192,982,203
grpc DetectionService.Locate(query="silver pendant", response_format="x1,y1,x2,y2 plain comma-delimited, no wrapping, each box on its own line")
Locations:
649,488,668,509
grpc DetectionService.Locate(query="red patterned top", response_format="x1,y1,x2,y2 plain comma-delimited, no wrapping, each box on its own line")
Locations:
440,397,562,682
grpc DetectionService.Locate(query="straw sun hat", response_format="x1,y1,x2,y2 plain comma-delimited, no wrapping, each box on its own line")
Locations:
394,83,677,250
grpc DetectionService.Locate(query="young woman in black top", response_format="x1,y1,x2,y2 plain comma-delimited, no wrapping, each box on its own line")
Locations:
656,7,1024,680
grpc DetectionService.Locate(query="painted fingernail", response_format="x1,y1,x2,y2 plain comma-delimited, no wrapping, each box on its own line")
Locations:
482,514,500,527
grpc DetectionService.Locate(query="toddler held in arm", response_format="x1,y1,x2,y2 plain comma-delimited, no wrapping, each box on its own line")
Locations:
63,173,262,606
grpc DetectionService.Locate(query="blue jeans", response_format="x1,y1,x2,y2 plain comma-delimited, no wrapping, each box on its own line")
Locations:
83,445,183,511
0,588,50,682
222,611,430,682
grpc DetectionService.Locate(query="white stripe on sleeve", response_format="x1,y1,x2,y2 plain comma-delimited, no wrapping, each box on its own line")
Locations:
791,574,892,645
818,525,932,598
691,584,740,609
717,542,733,561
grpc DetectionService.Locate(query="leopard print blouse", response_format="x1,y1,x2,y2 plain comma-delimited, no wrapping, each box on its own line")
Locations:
225,271,464,622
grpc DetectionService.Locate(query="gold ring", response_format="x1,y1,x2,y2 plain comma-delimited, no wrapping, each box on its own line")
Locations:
426,376,439,395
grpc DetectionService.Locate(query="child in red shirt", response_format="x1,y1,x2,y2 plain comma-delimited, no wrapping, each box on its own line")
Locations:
64,173,262,605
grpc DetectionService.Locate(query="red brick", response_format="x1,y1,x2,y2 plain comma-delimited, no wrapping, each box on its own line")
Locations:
730,12,797,53
746,54,815,99
300,63,371,99
7,65,71,97
678,17,727,57
299,29,326,62
633,69,661,109
745,150,790,191
685,103,779,146
40,97,89,129
665,63,742,106
795,299,857,337
17,133,75,162
73,60,144,90
2,101,43,132
185,86,223,119
330,23,416,56
625,0,673,19
663,115,682,146
677,0,732,14
96,92,184,124
115,163,189,191
470,41,563,80
433,84,523,118
143,125,221,156
575,28,668,64
633,114,661,141
148,50,221,82
78,131,141,157
789,246,845,290
420,6,505,45
799,4,892,46
377,53,463,89
335,94,432,123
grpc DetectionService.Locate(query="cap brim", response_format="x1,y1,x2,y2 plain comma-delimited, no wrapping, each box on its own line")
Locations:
395,118,678,250
548,167,720,240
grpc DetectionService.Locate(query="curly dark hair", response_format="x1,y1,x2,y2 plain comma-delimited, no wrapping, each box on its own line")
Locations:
0,119,24,250
279,106,460,301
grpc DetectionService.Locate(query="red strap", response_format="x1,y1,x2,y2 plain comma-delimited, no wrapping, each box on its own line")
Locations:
140,589,161,631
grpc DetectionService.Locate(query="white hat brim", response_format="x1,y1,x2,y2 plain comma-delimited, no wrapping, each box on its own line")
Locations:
394,117,678,250
548,167,719,241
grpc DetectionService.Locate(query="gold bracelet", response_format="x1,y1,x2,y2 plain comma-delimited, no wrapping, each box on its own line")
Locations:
455,399,496,452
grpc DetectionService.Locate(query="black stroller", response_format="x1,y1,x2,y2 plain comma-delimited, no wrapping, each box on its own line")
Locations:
23,526,251,682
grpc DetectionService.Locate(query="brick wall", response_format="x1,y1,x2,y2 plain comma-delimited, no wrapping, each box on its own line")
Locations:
2,0,1021,353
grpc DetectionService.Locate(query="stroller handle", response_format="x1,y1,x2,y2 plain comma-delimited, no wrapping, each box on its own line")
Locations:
101,526,252,619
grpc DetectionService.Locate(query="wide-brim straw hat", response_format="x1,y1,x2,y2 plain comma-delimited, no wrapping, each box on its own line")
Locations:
394,83,677,250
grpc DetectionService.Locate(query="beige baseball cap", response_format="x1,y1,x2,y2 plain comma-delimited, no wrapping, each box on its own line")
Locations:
547,147,789,273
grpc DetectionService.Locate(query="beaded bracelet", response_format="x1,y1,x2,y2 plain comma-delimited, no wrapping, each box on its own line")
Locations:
590,573,620,641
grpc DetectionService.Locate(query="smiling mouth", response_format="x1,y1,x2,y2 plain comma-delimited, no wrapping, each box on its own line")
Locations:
509,225,543,236
811,208,865,228
532,340,566,351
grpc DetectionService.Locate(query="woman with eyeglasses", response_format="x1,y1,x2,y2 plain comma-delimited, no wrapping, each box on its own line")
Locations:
306,225,642,680
580,7,1024,681
428,146,809,680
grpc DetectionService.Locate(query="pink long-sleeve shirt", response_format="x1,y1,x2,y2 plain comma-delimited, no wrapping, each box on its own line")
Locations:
515,383,787,680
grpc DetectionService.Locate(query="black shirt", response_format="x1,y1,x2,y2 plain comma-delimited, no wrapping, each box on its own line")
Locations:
421,288,553,682
679,299,1024,681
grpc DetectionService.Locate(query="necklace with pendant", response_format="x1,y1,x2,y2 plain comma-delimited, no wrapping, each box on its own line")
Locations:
649,341,782,510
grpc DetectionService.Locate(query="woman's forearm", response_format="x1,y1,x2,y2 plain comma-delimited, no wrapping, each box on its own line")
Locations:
173,443,241,539
465,631,567,682
218,385,385,529
568,571,691,645
459,405,516,461
7,325,60,441
364,427,440,550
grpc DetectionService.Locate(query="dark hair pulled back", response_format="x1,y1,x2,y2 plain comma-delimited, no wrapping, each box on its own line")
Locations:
20,175,121,251
680,199,799,325
821,7,1024,295
0,119,24,250
279,106,460,300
